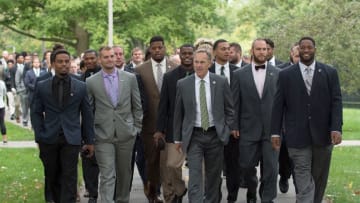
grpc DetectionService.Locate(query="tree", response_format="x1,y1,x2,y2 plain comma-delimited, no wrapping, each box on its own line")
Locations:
0,0,224,56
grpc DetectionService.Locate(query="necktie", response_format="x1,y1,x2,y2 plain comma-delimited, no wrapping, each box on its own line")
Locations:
220,66,225,76
200,80,209,130
255,65,266,71
156,63,163,91
304,67,312,95
106,75,118,106
58,79,64,107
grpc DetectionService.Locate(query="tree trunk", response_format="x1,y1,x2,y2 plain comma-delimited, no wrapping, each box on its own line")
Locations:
74,22,89,56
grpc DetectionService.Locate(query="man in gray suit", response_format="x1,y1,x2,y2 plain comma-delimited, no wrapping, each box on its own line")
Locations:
232,38,280,203
174,49,238,203
86,46,143,203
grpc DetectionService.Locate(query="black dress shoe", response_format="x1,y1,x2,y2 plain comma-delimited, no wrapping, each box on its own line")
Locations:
88,197,97,203
279,177,289,193
246,192,257,203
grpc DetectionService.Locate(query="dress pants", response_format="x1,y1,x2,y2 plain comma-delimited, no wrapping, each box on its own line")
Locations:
239,139,278,203
288,145,333,203
81,151,99,198
162,143,186,202
19,91,29,123
187,128,223,203
39,135,80,203
95,137,135,203
6,91,15,115
130,135,147,190
224,136,242,202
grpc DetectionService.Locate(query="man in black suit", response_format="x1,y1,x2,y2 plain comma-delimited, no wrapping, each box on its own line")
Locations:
232,38,280,203
276,42,300,193
154,44,193,203
31,49,95,203
229,42,248,68
265,38,283,66
80,49,101,203
271,36,342,203
209,39,246,203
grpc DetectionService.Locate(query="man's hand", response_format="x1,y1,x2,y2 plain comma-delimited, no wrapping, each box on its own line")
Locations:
82,144,95,158
331,131,342,145
231,130,240,139
271,137,281,151
175,143,182,153
153,132,165,148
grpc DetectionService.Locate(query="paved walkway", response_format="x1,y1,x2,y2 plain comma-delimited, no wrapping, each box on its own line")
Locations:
2,115,358,202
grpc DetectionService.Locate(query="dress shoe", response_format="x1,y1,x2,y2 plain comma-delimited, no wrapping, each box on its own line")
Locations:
88,197,97,203
246,192,257,203
149,195,163,203
83,190,90,198
172,188,187,203
227,200,235,203
10,114,15,120
279,177,289,193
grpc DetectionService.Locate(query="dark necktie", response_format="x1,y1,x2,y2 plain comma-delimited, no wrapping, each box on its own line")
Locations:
58,79,64,107
200,80,209,130
255,65,266,71
220,66,225,76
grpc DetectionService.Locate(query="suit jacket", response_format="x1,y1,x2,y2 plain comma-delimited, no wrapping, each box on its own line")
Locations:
24,68,47,102
271,62,342,148
173,72,236,152
86,69,143,143
278,62,292,69
31,76,95,145
232,63,280,142
156,65,191,143
135,59,177,134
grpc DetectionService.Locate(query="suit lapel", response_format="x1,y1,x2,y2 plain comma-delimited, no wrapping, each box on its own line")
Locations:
117,70,124,105
293,64,309,95
244,66,261,100
310,62,323,96
209,73,216,107
262,65,275,99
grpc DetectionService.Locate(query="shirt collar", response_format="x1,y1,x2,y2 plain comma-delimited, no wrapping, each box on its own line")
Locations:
299,60,316,72
215,61,229,69
151,58,166,68
101,69,117,78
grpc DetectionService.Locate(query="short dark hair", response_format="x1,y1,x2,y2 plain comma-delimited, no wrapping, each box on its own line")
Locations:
52,43,65,52
50,49,70,64
7,59,15,64
84,49,98,57
179,44,194,50
149,36,164,45
299,36,316,47
213,39,228,50
264,38,275,48
15,53,23,60
229,42,242,52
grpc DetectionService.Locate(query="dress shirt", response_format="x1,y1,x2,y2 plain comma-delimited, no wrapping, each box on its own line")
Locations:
194,72,214,128
268,56,276,66
215,62,230,84
251,62,267,98
235,60,243,68
299,61,316,83
34,68,40,77
151,58,166,83
101,69,119,106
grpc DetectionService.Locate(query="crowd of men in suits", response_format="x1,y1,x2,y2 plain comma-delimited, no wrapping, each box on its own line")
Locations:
0,35,343,203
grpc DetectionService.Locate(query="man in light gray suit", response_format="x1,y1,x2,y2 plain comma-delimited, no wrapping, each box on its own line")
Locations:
86,46,143,203
174,49,238,203
232,38,280,203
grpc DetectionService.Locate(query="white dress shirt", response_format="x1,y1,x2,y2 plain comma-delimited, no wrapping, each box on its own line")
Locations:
235,60,243,68
151,58,166,82
215,62,230,84
251,63,267,98
268,56,276,66
194,72,214,127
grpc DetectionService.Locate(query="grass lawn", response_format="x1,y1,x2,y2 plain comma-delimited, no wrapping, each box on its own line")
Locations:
5,122,34,141
325,146,360,202
343,108,360,140
0,148,84,203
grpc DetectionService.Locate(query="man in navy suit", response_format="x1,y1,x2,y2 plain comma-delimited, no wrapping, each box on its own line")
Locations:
24,57,47,104
31,49,95,203
271,36,342,203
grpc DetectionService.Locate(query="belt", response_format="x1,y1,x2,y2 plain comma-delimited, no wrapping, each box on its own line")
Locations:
193,126,216,133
